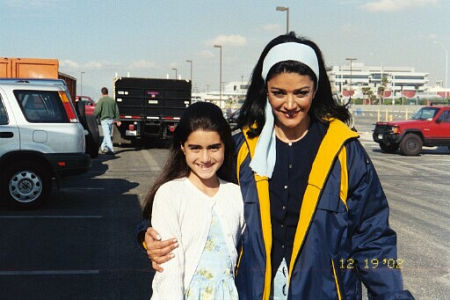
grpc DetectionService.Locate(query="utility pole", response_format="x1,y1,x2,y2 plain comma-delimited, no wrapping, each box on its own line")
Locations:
346,58,357,102
276,6,289,33
214,44,223,108
186,59,193,82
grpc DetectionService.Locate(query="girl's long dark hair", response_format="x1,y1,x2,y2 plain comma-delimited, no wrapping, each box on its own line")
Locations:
142,101,234,220
237,32,351,137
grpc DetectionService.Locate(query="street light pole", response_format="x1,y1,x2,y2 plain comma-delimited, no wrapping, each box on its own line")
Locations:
186,59,193,82
345,58,356,102
171,67,178,79
214,44,222,108
434,40,449,89
80,71,85,97
276,6,289,33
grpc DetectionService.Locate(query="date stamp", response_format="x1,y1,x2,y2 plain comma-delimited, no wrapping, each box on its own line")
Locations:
339,258,404,270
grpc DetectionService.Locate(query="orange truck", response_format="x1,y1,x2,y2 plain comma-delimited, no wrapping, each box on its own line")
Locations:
0,57,76,101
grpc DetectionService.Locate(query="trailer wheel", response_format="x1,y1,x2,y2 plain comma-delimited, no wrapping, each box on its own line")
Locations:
399,134,422,156
2,161,51,209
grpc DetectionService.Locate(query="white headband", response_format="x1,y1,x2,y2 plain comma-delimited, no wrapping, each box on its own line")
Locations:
261,42,320,84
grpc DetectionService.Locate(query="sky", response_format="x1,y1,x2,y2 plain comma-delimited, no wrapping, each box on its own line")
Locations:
1,0,449,99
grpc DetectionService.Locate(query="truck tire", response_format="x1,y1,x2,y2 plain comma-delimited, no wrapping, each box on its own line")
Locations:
2,161,51,209
399,134,423,156
380,143,398,153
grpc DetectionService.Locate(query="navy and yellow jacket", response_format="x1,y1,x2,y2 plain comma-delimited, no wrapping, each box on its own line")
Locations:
233,119,413,300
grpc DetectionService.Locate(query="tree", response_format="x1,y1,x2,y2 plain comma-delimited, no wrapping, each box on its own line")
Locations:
362,87,376,104
377,75,389,105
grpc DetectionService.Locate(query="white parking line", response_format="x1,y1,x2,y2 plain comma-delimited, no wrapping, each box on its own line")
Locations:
62,187,105,190
141,149,162,171
0,215,103,219
0,270,100,275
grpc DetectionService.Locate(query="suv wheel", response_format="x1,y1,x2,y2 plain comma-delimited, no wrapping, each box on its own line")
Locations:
3,161,51,209
380,143,398,153
399,134,423,156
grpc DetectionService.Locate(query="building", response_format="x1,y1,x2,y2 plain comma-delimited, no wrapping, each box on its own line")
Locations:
327,63,431,101
192,81,248,110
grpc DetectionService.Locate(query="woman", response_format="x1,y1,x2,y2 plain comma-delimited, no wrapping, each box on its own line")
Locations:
141,32,413,299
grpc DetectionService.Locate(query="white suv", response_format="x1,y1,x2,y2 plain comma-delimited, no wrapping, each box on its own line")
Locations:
0,79,91,208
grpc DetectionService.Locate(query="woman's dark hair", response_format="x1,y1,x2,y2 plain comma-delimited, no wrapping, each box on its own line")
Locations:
142,101,234,219
237,32,351,137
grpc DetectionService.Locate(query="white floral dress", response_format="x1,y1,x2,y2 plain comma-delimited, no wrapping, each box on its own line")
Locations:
185,211,239,300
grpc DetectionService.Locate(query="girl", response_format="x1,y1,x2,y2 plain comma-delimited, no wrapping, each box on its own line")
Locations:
142,102,244,300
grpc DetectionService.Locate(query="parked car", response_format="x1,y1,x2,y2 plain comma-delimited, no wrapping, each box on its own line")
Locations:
0,79,91,208
227,108,240,128
373,106,450,155
75,95,96,116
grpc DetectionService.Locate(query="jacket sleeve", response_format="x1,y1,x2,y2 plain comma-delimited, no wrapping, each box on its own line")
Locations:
346,140,413,299
150,187,185,300
136,219,150,252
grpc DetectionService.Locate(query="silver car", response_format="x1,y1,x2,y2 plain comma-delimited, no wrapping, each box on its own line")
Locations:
0,79,91,208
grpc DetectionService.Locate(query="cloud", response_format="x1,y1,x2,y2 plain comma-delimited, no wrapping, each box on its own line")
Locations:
206,35,247,47
129,60,156,69
6,0,63,7
339,0,364,4
360,0,439,12
261,23,281,32
60,59,79,69
199,50,215,58
60,60,120,71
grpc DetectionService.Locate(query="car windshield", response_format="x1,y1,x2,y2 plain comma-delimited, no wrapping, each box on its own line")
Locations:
411,107,439,120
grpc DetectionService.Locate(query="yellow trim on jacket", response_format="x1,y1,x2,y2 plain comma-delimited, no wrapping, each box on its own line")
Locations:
332,258,343,300
240,128,273,300
339,145,349,210
287,119,358,280
238,119,358,299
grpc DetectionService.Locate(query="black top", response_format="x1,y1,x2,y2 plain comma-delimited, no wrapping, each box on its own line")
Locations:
269,120,328,277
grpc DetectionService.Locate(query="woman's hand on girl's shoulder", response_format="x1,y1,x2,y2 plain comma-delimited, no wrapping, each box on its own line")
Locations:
144,227,179,272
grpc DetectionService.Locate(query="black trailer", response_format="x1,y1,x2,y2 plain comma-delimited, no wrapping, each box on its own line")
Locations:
113,77,191,145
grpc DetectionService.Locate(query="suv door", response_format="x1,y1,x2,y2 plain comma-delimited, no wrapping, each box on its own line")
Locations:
0,92,20,156
433,109,450,139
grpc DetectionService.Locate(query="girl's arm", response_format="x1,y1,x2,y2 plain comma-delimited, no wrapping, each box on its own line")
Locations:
143,227,178,272
150,189,185,300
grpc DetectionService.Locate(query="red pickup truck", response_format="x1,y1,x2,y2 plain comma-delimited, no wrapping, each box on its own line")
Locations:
373,106,450,155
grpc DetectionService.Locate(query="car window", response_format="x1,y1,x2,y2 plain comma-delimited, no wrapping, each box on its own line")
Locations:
438,110,450,123
0,96,8,125
411,107,439,120
14,90,68,123
82,99,93,106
